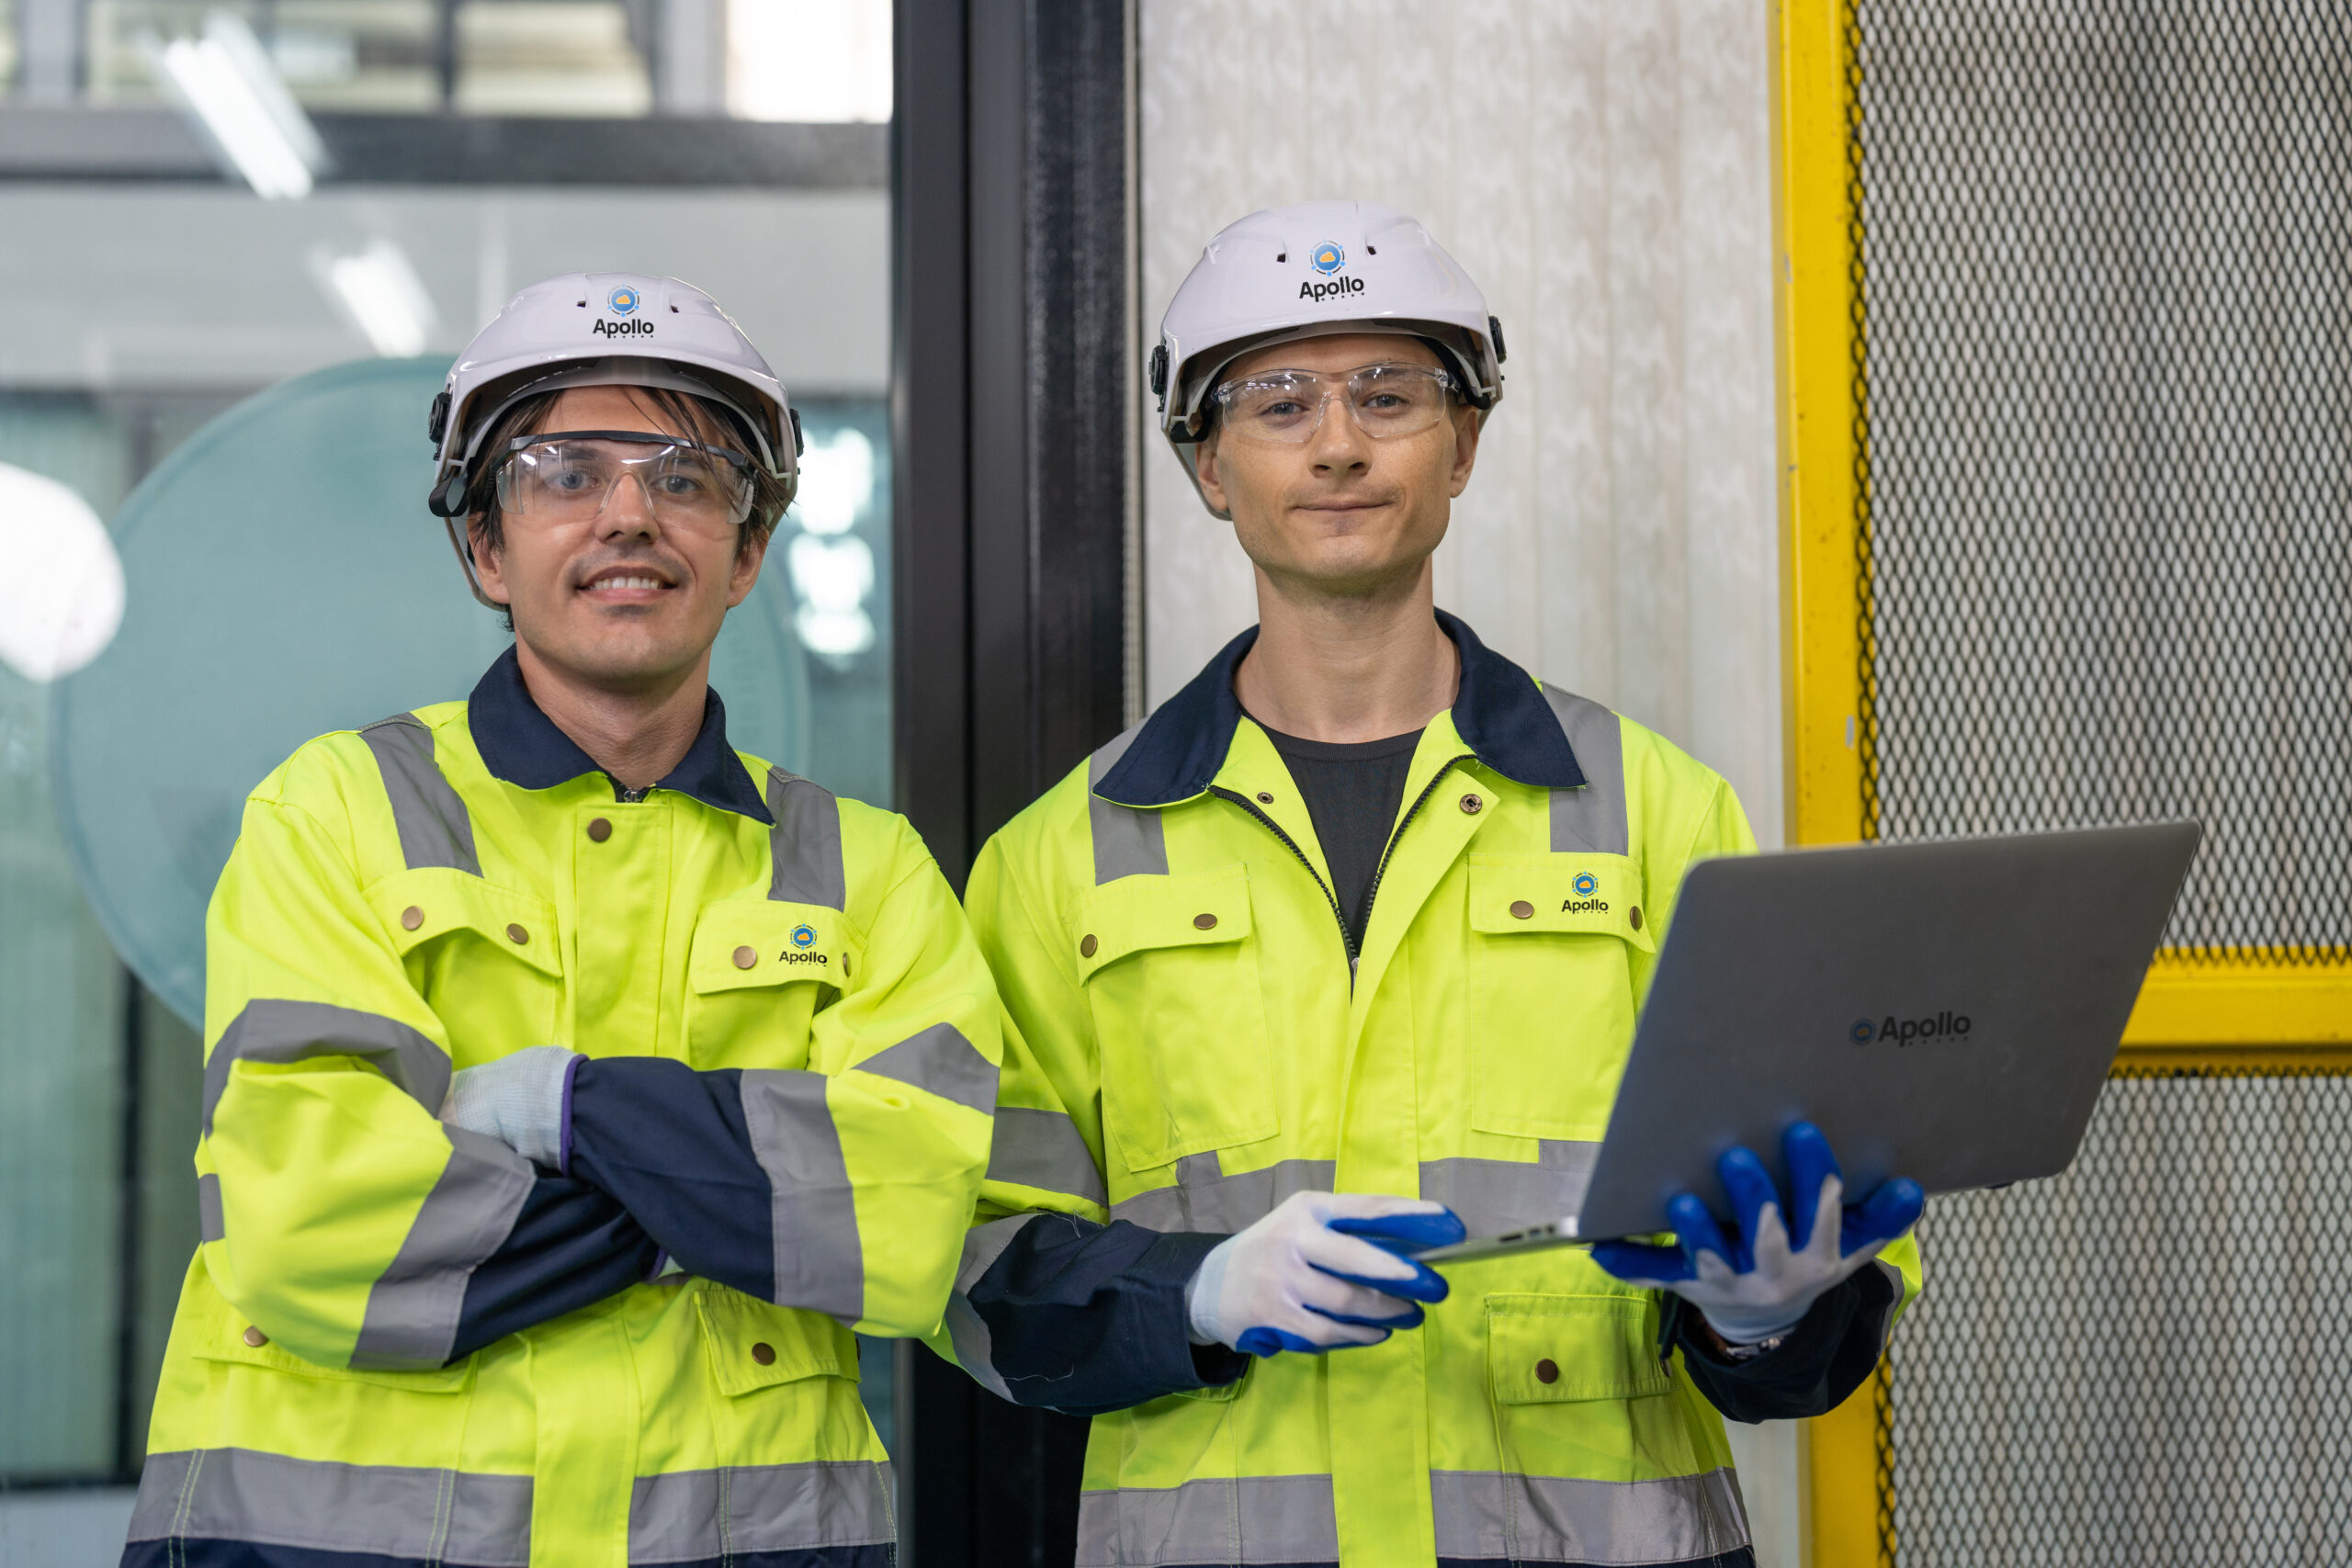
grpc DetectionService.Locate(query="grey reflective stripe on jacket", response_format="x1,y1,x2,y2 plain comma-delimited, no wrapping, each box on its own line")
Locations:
631,1459,896,1560
861,1022,998,1115
767,766,847,908
988,1106,1108,1207
1430,1466,1749,1564
197,1173,224,1244
1110,1152,1336,1233
1109,1145,1598,1239
1090,724,1168,883
739,1066,864,1322
360,713,481,874
130,1448,534,1567
1077,1474,1339,1568
203,998,449,1137
1418,1141,1599,1237
350,1124,535,1371
129,1447,898,1566
1539,684,1630,856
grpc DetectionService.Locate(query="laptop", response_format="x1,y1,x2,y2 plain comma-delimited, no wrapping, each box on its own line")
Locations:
1416,822,2200,1262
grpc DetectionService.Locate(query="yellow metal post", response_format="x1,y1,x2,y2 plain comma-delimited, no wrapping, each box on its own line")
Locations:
1771,0,1889,1562
1773,0,1866,855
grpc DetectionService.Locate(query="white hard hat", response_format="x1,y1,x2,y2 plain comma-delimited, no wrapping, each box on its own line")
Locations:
1151,200,1506,468
427,272,800,515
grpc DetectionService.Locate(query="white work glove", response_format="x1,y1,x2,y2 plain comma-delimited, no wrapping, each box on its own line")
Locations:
439,1045,578,1170
1591,1121,1924,1348
1184,1191,1464,1358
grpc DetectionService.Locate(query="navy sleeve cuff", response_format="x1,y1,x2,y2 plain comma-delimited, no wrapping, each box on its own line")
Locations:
967,1217,1247,1416
564,1056,778,1303
449,1173,662,1360
1673,1264,1903,1424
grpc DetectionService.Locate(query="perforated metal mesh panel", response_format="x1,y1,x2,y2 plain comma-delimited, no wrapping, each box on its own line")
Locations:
1849,0,2352,962
1844,4,2352,1560
1884,1071,2352,1563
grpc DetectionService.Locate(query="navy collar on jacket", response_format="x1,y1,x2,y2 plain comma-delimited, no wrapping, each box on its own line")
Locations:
467,645,775,825
1094,609,1587,807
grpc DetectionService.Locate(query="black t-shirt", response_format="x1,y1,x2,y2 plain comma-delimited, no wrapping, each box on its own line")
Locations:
1256,722,1424,952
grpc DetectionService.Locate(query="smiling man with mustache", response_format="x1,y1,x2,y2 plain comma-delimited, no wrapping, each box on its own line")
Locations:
128,274,996,1568
935,202,1924,1568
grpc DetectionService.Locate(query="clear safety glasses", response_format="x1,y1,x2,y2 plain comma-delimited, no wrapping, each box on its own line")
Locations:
493,430,757,533
1208,363,1460,446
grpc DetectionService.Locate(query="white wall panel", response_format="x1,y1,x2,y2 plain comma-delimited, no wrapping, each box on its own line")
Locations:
1138,0,1784,845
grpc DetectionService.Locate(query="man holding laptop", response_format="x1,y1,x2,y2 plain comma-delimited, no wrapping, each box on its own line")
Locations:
940,202,1924,1567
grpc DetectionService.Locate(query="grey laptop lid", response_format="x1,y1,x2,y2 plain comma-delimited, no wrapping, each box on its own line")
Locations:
1539,823,2198,1247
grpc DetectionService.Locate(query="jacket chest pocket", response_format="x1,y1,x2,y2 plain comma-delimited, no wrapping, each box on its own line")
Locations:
1466,854,1656,1142
1486,1292,1671,1406
372,869,563,1066
685,900,861,1070
1074,866,1276,1171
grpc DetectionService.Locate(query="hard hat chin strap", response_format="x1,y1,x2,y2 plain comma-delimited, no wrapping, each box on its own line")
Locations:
426,469,470,518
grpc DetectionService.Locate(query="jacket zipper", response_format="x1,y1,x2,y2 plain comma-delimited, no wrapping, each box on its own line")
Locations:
1209,786,1354,970
1210,750,1475,989
1360,754,1475,946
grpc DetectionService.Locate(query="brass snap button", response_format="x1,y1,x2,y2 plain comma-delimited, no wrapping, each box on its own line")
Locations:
1193,913,1218,931
732,945,757,970
243,1325,269,1348
587,818,612,842
401,906,424,931
506,923,528,944
1080,934,1099,959
1256,791,1275,804
751,1341,776,1366
1510,899,1534,920
1629,907,1644,931
1534,1357,1559,1385
1459,794,1483,814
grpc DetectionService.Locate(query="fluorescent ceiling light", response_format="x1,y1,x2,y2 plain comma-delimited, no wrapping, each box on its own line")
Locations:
316,241,438,358
729,0,892,123
150,11,330,199
0,463,125,683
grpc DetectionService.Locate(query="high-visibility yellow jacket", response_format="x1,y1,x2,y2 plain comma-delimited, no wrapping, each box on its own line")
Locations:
946,614,1922,1568
129,649,999,1568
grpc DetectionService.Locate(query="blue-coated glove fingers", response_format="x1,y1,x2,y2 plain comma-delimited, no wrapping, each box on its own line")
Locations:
1589,1236,1693,1283
1185,1193,1451,1359
1670,1190,1747,1275
1322,1211,1461,1303
1842,1176,1925,1258
1237,1325,1392,1358
1312,1259,1448,1303
1781,1121,1843,1253
1329,1210,1468,1256
1713,1147,1781,1272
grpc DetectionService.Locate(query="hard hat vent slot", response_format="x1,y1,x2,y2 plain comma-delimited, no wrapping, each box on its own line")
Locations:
1366,243,1378,254
1274,252,1285,263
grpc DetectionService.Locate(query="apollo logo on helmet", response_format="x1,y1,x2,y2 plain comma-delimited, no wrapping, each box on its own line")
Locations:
594,284,654,339
1299,238,1368,303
